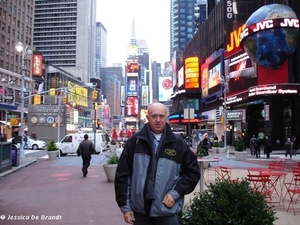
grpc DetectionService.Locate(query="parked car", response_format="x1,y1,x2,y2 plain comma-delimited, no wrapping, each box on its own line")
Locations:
7,137,47,150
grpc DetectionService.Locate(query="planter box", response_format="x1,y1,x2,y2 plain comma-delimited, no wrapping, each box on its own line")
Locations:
103,164,117,182
47,151,58,160
110,145,117,152
218,147,226,154
234,151,247,161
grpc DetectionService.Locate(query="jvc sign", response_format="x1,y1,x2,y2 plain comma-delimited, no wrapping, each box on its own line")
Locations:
226,110,243,121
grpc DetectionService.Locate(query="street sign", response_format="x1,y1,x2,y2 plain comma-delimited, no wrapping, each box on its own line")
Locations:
4,95,13,100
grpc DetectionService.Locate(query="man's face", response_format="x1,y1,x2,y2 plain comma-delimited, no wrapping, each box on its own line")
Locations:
146,104,167,134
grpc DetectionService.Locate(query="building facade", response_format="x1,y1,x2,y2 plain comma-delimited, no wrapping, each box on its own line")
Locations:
33,0,97,84
170,0,300,150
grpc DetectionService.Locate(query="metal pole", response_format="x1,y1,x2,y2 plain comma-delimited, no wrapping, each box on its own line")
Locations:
19,55,25,159
188,105,191,136
94,106,96,150
57,94,61,157
224,80,228,159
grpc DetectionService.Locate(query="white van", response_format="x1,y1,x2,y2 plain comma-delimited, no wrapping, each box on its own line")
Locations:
56,133,108,156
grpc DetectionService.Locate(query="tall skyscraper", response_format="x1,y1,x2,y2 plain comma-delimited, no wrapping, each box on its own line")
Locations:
170,0,196,59
33,0,97,84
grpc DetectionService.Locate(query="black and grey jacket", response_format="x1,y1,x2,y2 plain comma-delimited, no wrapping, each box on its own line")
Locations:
114,123,200,217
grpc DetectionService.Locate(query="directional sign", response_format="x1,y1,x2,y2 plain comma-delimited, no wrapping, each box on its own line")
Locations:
4,95,14,100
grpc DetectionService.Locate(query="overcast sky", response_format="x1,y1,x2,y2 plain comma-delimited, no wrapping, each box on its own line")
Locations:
96,0,170,67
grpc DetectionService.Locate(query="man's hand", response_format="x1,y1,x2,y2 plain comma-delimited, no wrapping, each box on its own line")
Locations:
162,193,175,208
124,211,135,224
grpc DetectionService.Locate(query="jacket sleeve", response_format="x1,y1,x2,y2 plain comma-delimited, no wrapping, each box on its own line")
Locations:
114,138,134,213
173,142,200,197
77,143,81,156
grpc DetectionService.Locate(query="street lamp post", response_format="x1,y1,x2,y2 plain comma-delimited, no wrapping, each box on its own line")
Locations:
16,41,32,159
222,75,230,159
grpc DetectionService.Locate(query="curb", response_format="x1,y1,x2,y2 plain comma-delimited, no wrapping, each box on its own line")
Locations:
0,158,37,178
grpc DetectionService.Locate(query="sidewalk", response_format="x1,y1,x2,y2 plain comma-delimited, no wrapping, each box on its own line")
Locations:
0,150,299,224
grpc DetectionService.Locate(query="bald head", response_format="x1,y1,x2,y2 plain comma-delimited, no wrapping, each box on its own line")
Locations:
146,103,168,134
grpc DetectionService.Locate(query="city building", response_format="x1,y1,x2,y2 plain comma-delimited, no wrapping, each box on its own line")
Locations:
33,0,97,84
170,0,198,64
0,0,35,138
169,0,300,150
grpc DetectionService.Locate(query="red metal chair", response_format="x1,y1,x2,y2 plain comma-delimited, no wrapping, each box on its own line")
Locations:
284,174,300,215
268,163,284,171
247,174,272,203
219,166,233,180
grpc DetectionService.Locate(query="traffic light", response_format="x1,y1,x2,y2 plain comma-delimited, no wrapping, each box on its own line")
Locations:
92,90,98,101
62,96,67,104
93,102,98,109
52,122,57,128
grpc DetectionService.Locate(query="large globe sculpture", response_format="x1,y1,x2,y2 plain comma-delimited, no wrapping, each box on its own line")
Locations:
240,4,299,69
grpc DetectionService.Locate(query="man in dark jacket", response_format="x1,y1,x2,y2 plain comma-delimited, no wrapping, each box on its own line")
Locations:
263,136,272,159
77,134,95,177
115,102,200,225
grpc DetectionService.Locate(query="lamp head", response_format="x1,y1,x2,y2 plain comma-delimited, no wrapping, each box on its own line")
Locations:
15,41,24,53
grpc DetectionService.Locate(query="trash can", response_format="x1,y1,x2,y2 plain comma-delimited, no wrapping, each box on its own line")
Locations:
11,144,20,166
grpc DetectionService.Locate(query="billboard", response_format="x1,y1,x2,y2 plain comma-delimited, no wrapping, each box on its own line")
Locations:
185,57,200,89
120,85,125,106
178,66,184,88
158,77,173,102
126,77,138,96
32,52,43,77
126,62,139,77
201,49,224,103
141,85,149,106
126,96,138,116
224,48,257,93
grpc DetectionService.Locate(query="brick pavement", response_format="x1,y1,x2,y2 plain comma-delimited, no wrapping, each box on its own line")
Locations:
0,156,127,225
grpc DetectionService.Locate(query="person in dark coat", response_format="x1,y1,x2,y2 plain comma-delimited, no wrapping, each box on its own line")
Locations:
76,134,95,177
254,137,262,158
114,102,200,225
263,136,272,159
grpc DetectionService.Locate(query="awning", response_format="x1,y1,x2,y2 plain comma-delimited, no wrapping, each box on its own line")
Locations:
0,103,18,110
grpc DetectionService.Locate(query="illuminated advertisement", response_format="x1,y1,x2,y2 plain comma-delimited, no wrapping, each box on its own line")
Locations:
127,45,138,59
184,57,199,89
158,77,173,102
32,53,43,77
126,62,139,77
224,48,257,93
67,81,88,107
126,96,139,116
141,85,149,106
120,86,125,106
178,66,184,87
201,49,224,103
127,77,138,96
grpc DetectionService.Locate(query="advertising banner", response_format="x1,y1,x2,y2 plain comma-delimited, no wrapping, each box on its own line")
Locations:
127,77,138,96
141,85,149,106
126,96,138,116
158,77,173,102
126,62,139,77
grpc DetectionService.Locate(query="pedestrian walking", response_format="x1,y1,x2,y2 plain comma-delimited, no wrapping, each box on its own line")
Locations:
76,134,95,177
23,133,28,149
263,136,272,159
254,136,262,158
284,137,293,158
249,135,256,156
114,102,200,225
292,136,298,156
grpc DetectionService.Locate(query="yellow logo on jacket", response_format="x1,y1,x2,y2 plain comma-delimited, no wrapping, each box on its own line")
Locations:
165,148,177,156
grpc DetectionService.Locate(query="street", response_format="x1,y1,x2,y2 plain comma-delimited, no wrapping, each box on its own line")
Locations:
0,154,127,225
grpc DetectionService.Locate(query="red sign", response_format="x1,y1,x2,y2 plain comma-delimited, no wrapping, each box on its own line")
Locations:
32,54,43,77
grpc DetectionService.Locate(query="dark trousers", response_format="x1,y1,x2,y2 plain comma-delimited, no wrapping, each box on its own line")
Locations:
82,155,91,170
254,148,260,158
133,212,179,225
